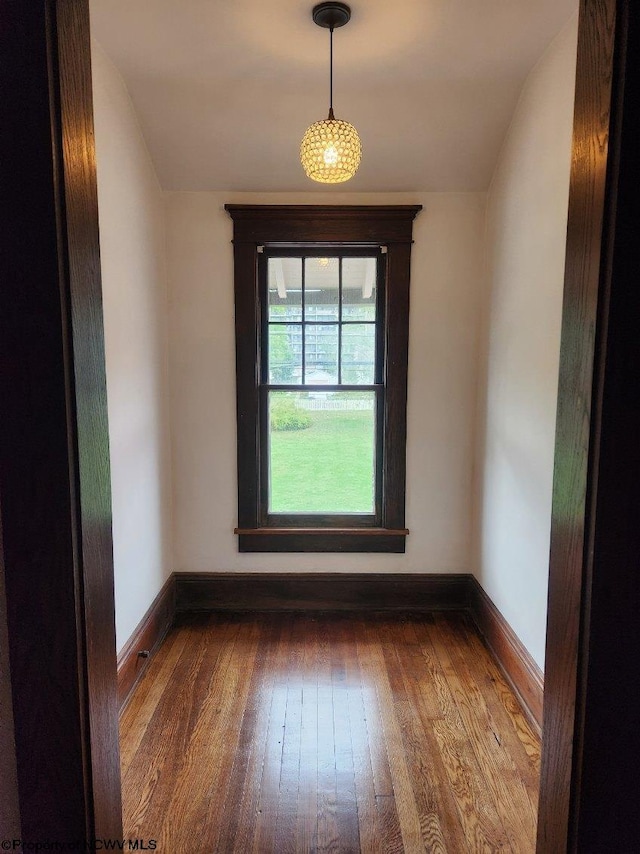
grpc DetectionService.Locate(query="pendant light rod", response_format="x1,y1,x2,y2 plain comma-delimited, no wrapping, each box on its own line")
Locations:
312,3,350,117
329,25,334,118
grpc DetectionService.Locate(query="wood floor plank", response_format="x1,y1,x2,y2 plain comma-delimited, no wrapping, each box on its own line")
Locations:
378,619,461,853
392,618,470,851
434,613,538,848
120,611,541,853
297,615,320,853
189,617,264,846
332,617,360,853
343,620,385,854
119,626,187,772
122,614,239,836
396,617,447,720
231,613,294,854
274,614,305,853
458,615,541,778
353,619,404,852
357,618,425,853
160,615,261,851
416,618,514,852
225,615,291,854
316,615,340,853
352,618,396,800
251,615,294,854
207,614,282,852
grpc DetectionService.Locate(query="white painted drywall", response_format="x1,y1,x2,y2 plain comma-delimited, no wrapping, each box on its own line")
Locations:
92,42,173,653
166,191,486,574
475,16,578,670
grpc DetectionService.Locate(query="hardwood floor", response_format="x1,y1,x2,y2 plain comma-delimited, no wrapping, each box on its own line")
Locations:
120,612,540,852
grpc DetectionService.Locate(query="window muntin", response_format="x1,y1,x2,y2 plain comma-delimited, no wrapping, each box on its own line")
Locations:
260,249,384,524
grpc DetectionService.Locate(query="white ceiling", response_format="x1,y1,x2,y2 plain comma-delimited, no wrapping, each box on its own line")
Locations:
89,0,578,192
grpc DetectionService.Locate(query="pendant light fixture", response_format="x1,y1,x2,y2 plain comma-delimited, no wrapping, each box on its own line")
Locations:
300,2,362,184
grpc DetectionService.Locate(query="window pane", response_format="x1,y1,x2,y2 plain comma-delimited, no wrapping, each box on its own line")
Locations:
304,324,338,384
342,324,376,384
268,324,302,383
268,258,302,321
342,257,377,320
268,391,376,513
304,257,339,320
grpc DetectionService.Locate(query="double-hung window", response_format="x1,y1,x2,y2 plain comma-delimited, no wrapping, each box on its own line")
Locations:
226,205,421,553
263,248,383,521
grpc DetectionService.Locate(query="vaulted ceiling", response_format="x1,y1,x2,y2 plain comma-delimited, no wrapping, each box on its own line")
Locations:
89,0,578,192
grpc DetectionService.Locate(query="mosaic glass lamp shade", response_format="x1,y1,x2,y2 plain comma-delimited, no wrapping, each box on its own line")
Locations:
300,107,362,184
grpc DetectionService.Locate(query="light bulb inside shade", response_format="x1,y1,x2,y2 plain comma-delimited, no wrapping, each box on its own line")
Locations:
323,144,339,166
300,117,362,184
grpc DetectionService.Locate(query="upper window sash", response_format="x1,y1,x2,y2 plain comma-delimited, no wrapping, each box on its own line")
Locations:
259,250,385,389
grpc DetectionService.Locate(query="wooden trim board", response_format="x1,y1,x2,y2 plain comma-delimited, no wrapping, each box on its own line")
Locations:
175,572,471,613
0,0,122,837
120,572,543,732
227,205,420,554
117,575,176,712
469,578,544,733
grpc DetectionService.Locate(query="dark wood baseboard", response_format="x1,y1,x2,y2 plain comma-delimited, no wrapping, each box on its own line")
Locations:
174,572,472,613
121,571,542,731
117,575,176,712
469,577,544,733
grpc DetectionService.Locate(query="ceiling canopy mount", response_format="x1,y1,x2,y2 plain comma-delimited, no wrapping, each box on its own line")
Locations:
312,2,351,30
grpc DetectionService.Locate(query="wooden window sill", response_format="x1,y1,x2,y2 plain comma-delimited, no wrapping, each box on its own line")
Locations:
234,527,409,553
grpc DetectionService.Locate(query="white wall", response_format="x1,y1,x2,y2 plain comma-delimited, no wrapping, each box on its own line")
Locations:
166,191,486,574
475,16,578,670
92,42,173,652
92,12,577,657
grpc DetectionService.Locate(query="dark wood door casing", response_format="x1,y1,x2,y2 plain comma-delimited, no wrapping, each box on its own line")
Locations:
570,2,640,850
538,1,640,852
0,0,122,839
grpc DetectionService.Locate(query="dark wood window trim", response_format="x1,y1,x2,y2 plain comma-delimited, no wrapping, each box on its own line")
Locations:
226,205,421,553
